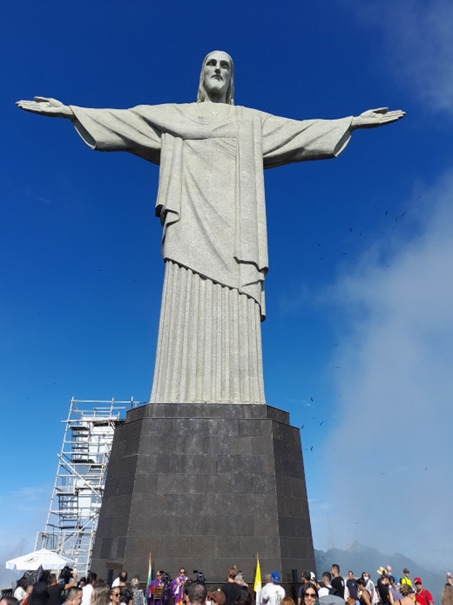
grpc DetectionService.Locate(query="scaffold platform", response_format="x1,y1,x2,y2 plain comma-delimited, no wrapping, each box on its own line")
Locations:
35,397,140,575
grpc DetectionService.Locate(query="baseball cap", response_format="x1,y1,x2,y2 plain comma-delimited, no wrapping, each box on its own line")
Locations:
271,571,280,583
414,578,422,585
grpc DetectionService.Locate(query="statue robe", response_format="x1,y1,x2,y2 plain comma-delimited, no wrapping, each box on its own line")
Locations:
70,102,352,404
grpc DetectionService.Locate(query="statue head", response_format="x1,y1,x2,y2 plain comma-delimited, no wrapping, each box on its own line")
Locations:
197,50,234,104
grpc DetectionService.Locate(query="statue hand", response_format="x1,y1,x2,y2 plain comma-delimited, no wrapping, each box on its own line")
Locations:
351,107,405,130
16,96,74,119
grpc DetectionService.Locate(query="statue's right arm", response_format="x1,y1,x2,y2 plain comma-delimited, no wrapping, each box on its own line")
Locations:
16,97,75,120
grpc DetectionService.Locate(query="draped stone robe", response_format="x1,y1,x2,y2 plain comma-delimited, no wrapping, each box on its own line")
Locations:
70,102,352,404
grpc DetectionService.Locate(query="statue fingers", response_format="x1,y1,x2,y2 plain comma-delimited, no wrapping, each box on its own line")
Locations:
381,110,406,122
16,100,41,111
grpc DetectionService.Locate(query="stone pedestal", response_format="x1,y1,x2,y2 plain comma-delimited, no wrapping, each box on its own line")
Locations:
91,403,315,582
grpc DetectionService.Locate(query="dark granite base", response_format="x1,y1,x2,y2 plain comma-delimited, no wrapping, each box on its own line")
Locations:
91,403,315,583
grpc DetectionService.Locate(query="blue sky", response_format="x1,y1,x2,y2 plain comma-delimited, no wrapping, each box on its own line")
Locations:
2,0,453,583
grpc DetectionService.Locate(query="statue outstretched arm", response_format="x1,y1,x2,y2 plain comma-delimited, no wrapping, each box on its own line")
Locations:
351,107,405,130
16,96,74,120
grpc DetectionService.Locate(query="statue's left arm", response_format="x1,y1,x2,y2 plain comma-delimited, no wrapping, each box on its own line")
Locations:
261,113,354,168
261,106,404,169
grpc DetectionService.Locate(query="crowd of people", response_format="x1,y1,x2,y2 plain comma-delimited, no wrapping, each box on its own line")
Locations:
1,563,452,605
291,565,453,605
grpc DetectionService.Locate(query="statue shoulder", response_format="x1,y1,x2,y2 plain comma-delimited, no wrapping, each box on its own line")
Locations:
233,104,271,123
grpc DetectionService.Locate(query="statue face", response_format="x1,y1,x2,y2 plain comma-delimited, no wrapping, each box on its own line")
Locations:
203,51,232,99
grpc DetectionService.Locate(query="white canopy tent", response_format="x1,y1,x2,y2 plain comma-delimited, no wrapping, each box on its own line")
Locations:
5,548,74,571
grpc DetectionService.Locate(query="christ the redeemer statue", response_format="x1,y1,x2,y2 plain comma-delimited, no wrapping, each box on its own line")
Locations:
17,51,404,405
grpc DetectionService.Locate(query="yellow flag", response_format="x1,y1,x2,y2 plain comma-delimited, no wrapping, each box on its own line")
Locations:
254,555,262,595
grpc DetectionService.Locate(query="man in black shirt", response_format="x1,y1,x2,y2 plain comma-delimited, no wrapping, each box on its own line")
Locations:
221,568,242,605
331,565,345,599
377,575,391,605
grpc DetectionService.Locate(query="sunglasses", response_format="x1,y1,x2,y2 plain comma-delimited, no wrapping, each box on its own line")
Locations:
305,594,317,598
112,593,121,597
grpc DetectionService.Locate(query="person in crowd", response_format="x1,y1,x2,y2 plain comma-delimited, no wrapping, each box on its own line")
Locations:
111,587,122,605
1,598,19,605
147,571,167,605
78,579,87,590
63,589,82,605
388,577,402,601
234,574,248,589
187,583,207,605
377,574,391,605
319,573,334,598
113,573,128,589
298,572,313,605
47,574,64,605
400,571,412,589
397,583,415,605
120,588,134,605
30,570,50,605
361,574,376,604
441,574,453,605
414,578,433,605
221,568,242,605
51,570,77,605
260,575,273,605
91,586,111,605
234,589,252,605
131,577,144,605
21,586,34,605
346,572,358,605
281,598,295,605
171,569,190,605
331,566,345,599
14,578,28,604
270,572,285,605
82,573,97,605
207,591,226,605
299,585,318,605
356,579,372,605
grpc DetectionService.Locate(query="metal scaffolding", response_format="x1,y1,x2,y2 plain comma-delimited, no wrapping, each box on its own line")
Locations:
35,397,139,576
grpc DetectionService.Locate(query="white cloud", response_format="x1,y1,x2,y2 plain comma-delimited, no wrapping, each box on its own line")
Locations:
350,0,453,113
319,169,453,568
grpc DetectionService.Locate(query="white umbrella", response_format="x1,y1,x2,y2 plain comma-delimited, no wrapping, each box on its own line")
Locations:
5,548,74,571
